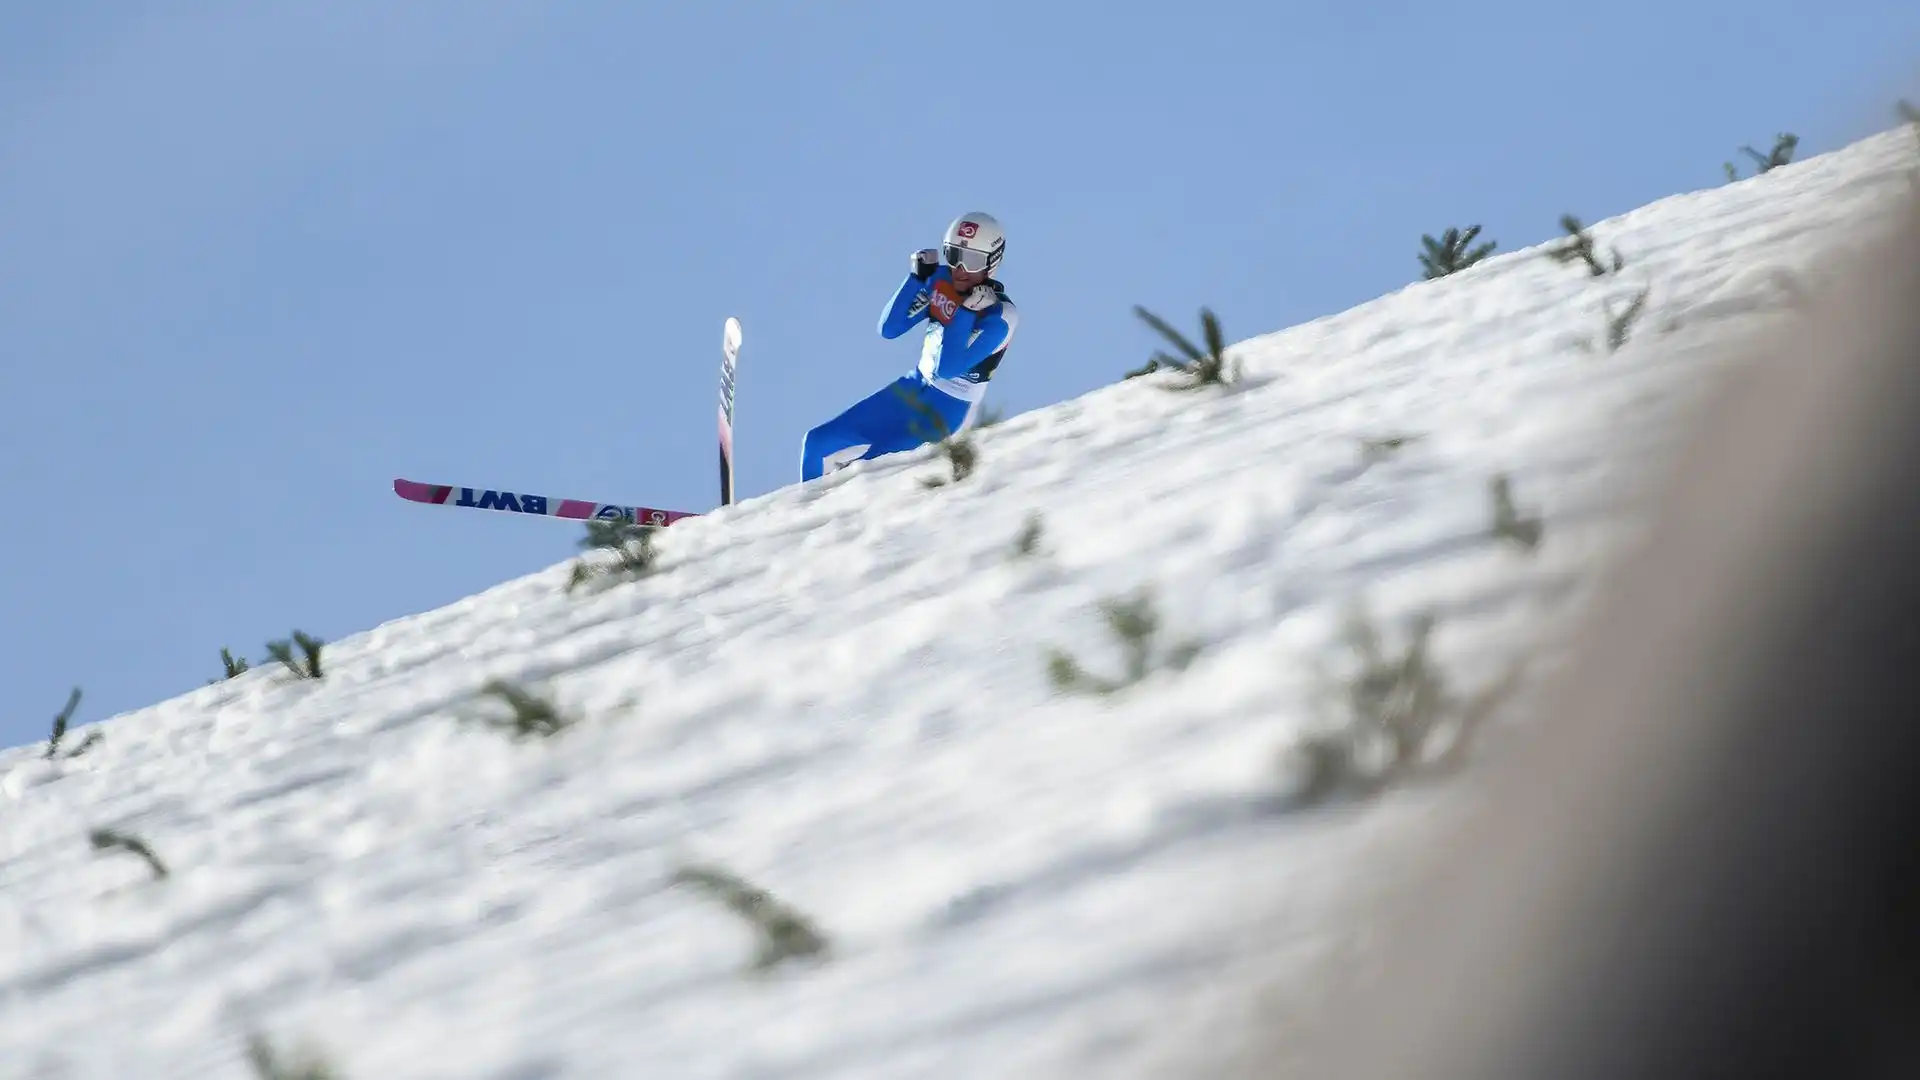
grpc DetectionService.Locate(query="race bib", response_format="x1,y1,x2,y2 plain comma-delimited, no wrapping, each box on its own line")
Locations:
927,279,962,325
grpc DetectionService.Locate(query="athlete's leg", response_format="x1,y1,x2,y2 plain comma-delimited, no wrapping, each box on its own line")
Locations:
800,377,919,481
799,377,974,481
799,415,871,482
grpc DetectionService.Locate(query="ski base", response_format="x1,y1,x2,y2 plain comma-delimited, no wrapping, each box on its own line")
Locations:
394,479,698,527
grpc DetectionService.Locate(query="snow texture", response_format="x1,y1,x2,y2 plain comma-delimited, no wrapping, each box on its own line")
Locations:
4,130,1916,1079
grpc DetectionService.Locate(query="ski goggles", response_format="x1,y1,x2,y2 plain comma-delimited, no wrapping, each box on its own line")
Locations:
943,243,995,274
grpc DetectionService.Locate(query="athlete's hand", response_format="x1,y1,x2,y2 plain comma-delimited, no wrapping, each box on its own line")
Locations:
910,248,941,280
961,284,999,312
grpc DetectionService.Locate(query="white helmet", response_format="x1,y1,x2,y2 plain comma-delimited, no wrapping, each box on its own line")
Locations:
942,212,1005,276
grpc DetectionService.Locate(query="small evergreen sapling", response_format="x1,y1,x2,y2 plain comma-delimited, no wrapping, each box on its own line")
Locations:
567,518,660,592
90,827,168,880
1131,305,1240,389
475,680,573,739
672,863,829,971
891,384,979,488
1342,610,1447,773
219,648,250,680
42,687,81,760
1047,588,1201,695
1489,473,1544,550
1546,214,1625,277
1011,512,1045,558
1724,132,1799,182
245,1033,341,1080
1282,605,1524,804
1606,286,1652,352
64,730,104,759
266,632,324,679
1418,225,1498,279
923,432,978,488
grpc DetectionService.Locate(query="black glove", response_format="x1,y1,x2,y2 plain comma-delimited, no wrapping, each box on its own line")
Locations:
910,248,941,280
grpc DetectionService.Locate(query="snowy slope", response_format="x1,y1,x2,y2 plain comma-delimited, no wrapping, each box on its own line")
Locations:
4,130,1916,1080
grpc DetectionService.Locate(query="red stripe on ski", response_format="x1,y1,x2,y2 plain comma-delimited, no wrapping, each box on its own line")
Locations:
392,478,697,527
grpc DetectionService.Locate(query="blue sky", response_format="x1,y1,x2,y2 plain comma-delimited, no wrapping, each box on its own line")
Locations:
2,1,1914,748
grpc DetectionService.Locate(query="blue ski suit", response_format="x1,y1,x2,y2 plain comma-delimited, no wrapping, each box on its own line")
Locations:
799,266,1019,481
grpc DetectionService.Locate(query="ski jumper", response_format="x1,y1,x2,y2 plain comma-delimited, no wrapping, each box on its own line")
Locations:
799,267,1019,481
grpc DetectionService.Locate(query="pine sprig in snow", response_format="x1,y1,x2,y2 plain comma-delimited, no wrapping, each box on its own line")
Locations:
1724,132,1799,182
42,687,81,760
1047,588,1201,695
567,519,661,592
921,433,979,488
1281,605,1524,805
1546,214,1625,277
672,863,829,971
1011,512,1045,559
265,632,324,679
245,1032,341,1080
1418,225,1497,279
892,383,979,488
1489,473,1544,551
1130,305,1240,390
89,827,168,880
215,647,251,681
475,680,574,739
1605,286,1653,352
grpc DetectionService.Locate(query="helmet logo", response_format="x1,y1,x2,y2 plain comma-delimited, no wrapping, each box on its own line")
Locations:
956,221,979,239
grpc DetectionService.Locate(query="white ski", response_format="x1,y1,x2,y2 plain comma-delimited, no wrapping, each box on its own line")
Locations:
718,316,742,507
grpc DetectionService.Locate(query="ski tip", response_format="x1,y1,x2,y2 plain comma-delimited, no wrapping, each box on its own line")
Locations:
723,316,742,356
393,478,452,504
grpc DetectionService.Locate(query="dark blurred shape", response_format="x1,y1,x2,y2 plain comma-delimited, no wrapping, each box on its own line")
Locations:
1273,184,1920,1077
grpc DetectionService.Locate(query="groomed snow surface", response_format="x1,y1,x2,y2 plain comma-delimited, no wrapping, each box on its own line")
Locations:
5,130,1917,1079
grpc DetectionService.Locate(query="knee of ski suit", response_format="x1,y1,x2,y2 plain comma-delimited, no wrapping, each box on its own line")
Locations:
877,267,1019,404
